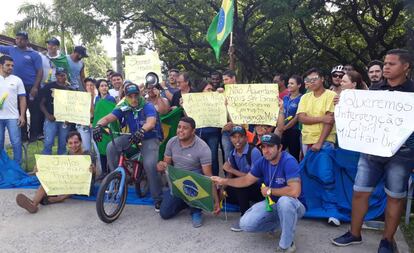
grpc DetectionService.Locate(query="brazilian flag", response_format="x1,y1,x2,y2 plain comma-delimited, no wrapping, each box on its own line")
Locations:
92,99,120,155
159,107,184,161
206,0,235,61
167,166,214,212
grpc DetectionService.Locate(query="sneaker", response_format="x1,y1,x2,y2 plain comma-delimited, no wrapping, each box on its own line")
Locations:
16,193,38,213
154,201,161,213
331,231,362,246
275,242,296,253
378,239,398,253
230,221,242,232
191,212,203,228
328,217,341,227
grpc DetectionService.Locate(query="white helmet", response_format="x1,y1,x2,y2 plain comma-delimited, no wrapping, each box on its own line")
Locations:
331,65,345,74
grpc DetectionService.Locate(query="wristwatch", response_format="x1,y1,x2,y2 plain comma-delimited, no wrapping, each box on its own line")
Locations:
266,188,271,196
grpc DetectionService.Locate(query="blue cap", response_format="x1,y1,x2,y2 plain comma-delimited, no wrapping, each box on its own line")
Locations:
55,67,67,75
124,83,140,96
261,133,281,146
46,37,60,46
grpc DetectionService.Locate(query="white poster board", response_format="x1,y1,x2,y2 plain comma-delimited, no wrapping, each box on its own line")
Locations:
335,89,414,157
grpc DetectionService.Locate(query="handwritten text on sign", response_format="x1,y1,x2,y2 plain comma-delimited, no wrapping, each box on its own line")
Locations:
335,89,414,157
225,84,279,125
125,52,162,84
182,92,227,128
35,155,92,195
54,89,91,125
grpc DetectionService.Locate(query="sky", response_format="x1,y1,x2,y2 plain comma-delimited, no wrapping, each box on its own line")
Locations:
0,0,117,58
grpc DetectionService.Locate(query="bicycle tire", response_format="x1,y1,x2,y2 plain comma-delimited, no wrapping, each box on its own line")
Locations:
96,171,127,223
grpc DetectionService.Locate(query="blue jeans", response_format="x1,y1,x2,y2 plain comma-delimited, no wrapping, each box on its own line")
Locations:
159,190,201,219
198,131,220,176
76,124,91,151
221,131,233,162
240,197,306,249
0,119,22,164
354,147,414,198
42,119,69,155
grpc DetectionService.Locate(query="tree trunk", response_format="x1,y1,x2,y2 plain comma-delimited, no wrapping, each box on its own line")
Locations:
60,24,66,54
115,21,123,75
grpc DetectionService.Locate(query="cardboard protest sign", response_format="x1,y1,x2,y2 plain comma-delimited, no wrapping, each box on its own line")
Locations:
35,155,92,195
53,89,91,125
182,92,227,128
225,84,279,125
125,52,162,84
335,89,414,157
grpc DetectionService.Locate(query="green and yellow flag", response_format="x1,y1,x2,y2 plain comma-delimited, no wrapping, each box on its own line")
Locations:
159,107,184,161
167,166,214,212
92,99,120,155
206,0,235,61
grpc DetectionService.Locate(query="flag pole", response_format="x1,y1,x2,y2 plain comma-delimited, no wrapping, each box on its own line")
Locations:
228,0,237,71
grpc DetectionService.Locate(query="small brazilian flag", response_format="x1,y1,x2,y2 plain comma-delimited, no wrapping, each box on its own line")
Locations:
159,107,184,161
167,165,214,212
206,0,235,61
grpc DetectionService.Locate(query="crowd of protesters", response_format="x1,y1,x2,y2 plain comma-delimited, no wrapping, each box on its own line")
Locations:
1,31,413,253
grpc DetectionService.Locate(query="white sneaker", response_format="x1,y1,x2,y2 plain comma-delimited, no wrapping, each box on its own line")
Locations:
328,217,341,227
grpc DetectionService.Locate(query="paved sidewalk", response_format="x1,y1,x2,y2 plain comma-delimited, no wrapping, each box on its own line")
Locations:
0,189,410,253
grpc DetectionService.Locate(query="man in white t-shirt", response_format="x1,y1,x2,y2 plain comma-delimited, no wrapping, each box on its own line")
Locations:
108,72,123,102
0,55,27,165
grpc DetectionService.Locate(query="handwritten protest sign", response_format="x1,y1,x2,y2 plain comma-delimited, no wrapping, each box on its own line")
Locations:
125,52,162,84
182,92,227,128
335,89,414,157
35,155,92,195
54,89,91,125
225,84,279,125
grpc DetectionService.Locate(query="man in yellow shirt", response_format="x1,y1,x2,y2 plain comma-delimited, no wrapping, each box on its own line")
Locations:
297,68,336,155
296,68,339,227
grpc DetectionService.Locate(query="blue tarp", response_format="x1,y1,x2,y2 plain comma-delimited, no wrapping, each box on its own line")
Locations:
1,149,386,219
301,148,386,221
0,150,39,188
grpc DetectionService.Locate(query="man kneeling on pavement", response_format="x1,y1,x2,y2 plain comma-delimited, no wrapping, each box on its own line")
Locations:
212,133,306,253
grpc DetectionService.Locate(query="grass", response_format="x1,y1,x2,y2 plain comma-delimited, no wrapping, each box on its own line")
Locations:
6,139,58,172
402,216,414,252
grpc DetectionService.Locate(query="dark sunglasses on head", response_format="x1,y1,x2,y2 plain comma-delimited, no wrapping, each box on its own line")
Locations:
332,74,344,78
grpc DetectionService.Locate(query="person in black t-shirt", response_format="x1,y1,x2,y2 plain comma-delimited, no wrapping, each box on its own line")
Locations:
39,67,72,155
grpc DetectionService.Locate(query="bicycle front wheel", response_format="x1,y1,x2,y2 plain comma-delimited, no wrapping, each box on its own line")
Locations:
96,171,127,223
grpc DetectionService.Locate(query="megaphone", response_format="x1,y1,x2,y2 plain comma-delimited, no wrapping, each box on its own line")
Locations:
145,72,162,89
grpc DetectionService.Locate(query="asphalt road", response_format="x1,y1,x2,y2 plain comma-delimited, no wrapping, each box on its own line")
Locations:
0,189,410,253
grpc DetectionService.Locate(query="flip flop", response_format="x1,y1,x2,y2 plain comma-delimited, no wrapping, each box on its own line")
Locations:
16,194,38,214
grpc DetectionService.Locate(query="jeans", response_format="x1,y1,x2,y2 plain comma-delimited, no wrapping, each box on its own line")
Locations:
42,119,69,155
354,147,414,198
159,190,202,219
21,86,43,140
240,197,306,249
221,131,233,163
0,119,22,164
106,135,163,202
76,125,91,151
197,131,220,176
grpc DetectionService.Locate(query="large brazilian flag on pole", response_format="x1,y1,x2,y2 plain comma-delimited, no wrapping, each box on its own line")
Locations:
159,107,184,161
167,166,214,212
206,0,235,61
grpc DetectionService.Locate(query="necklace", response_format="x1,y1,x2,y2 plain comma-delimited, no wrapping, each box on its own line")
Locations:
267,161,279,188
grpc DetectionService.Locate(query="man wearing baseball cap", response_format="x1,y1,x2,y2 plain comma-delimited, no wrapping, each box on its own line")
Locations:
39,67,71,155
223,125,263,232
212,133,306,253
43,37,71,83
0,31,43,142
94,83,164,211
67,46,88,91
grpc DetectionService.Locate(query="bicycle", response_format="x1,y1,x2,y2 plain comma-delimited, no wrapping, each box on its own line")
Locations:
95,127,149,223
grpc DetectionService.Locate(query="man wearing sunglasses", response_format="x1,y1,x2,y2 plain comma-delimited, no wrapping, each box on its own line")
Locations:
330,65,345,94
212,133,305,253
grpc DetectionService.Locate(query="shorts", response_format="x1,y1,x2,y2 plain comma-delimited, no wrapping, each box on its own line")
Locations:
354,147,414,199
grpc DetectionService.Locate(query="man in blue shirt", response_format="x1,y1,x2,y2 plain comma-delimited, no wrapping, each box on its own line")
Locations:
212,133,306,253
223,125,263,232
0,31,43,142
94,83,164,211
